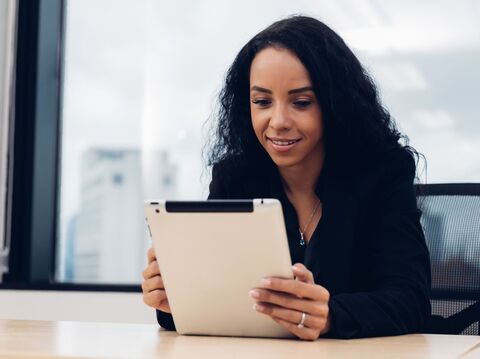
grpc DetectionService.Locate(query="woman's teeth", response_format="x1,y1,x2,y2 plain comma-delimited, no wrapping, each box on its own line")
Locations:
270,139,299,146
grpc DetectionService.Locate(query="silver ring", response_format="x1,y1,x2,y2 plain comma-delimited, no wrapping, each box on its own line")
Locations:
297,312,306,328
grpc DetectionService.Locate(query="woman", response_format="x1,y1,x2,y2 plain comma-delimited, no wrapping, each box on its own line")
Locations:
142,15,431,340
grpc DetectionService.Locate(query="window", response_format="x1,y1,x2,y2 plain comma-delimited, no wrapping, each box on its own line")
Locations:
10,0,477,285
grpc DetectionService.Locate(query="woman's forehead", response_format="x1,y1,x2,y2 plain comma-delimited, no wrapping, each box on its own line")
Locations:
250,47,312,90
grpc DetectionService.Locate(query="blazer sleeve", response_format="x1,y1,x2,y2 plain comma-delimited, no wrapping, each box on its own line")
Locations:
156,162,228,330
156,308,176,331
326,150,432,339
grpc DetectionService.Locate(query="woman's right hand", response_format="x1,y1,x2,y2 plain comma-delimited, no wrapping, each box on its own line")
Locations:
142,247,171,313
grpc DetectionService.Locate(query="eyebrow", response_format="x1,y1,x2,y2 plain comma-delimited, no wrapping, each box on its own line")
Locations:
250,85,314,95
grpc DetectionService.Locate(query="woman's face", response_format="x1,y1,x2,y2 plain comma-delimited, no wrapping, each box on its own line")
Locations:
249,46,324,170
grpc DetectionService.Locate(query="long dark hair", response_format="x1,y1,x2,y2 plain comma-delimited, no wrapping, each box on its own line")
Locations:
203,15,423,188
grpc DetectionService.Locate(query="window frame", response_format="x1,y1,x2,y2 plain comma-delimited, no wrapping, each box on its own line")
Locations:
0,0,18,281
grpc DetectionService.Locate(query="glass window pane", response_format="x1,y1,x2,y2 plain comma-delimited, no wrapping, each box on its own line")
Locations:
56,0,480,283
58,0,149,283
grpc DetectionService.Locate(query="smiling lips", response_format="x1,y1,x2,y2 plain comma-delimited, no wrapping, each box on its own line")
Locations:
267,136,301,152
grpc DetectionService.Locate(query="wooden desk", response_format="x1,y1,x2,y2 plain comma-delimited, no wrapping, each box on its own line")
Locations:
0,319,479,359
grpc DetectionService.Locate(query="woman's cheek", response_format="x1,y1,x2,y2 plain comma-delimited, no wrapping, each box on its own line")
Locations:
251,116,267,145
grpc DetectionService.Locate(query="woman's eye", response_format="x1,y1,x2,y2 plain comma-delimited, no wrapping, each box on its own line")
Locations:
293,100,312,108
251,99,271,107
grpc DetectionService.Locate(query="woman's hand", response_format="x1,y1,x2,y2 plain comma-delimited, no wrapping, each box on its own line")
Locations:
141,247,171,313
249,263,331,341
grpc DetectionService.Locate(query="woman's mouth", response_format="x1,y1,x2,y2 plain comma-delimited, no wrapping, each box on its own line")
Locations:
267,137,301,153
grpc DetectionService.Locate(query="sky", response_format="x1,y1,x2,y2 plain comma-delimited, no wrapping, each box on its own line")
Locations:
57,0,480,280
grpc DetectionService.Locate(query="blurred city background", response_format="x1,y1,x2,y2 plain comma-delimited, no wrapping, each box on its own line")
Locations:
56,0,480,283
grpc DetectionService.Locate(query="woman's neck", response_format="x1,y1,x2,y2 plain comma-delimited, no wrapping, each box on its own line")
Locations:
278,147,325,197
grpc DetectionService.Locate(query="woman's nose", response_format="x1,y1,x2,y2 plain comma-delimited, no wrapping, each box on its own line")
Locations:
269,104,292,130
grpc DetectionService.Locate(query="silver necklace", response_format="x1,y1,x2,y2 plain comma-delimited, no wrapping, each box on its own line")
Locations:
299,199,322,246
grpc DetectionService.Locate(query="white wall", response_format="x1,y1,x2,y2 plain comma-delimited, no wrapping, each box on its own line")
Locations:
0,290,158,324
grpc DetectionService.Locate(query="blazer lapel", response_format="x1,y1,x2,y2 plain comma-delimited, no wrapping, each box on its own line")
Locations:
305,176,358,295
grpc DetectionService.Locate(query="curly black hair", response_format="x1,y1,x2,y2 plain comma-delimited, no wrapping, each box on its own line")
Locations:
202,15,423,188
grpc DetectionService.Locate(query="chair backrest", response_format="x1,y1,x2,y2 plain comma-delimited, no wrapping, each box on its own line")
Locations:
416,183,480,335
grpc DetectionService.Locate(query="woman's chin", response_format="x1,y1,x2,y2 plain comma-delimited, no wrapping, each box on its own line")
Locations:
269,155,301,169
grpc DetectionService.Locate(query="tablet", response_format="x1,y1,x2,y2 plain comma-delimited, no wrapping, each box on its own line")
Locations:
144,199,295,338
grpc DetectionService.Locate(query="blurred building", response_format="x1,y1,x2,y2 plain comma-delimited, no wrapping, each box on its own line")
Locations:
64,215,77,281
73,148,177,283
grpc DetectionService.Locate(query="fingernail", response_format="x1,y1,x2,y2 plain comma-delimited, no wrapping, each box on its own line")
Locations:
249,290,260,299
254,303,265,312
292,265,301,271
261,278,271,286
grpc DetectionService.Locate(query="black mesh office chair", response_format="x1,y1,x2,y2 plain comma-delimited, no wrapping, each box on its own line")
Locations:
416,183,480,335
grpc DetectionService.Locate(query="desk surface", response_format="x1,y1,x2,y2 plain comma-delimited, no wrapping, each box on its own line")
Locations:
0,319,479,359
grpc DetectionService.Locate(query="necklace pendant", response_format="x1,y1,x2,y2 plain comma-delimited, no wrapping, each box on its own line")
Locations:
298,198,321,247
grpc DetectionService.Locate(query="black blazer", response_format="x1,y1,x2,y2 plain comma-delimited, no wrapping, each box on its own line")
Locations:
156,148,432,339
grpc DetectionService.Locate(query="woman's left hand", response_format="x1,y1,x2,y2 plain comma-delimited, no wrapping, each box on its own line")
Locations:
249,263,331,341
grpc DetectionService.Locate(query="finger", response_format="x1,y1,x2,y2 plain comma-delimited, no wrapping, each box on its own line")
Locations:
272,317,319,341
254,303,325,329
260,277,327,301
143,289,168,309
294,274,309,284
147,247,157,264
292,263,314,284
142,260,161,280
142,275,165,293
250,289,324,315
291,265,309,298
